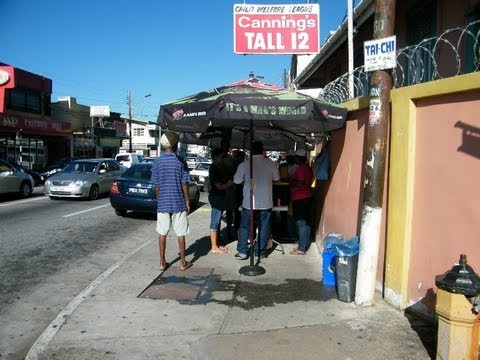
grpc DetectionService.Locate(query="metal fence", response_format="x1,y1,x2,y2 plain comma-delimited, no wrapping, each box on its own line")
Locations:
319,20,480,104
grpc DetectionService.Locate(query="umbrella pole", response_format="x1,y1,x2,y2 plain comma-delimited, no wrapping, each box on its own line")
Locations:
240,120,266,276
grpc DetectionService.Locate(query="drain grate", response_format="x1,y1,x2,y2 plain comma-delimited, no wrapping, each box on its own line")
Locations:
138,266,214,301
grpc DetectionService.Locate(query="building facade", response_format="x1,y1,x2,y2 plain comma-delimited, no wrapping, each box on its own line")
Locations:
292,0,480,318
52,97,128,159
0,63,71,170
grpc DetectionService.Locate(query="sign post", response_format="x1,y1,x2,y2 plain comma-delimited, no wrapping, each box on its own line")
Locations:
356,0,397,307
363,35,397,72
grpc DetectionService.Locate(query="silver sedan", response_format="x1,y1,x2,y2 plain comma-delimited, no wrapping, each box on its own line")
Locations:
44,159,126,200
0,159,34,198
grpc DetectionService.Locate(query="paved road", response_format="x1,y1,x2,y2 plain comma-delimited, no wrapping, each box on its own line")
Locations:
0,187,164,360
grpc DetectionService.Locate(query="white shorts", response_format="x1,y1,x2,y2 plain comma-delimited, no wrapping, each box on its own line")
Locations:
156,211,190,237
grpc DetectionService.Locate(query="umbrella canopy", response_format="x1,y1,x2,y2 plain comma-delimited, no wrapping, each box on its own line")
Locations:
178,127,314,151
158,77,347,136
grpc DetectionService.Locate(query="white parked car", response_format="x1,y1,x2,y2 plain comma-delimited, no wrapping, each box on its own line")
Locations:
44,159,126,200
189,162,211,191
115,153,144,168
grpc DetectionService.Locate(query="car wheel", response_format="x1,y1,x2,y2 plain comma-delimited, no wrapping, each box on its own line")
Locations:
19,181,32,198
49,196,59,200
115,209,127,217
88,184,99,200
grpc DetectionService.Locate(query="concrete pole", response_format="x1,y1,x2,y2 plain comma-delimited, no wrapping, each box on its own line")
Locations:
128,90,132,153
355,0,396,307
347,0,354,99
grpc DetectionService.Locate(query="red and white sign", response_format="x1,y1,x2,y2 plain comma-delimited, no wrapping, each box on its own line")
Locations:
233,4,320,55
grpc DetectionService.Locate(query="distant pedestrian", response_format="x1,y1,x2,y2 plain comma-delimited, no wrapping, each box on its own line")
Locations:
232,150,245,232
234,141,280,260
208,148,234,254
151,132,192,271
289,149,313,255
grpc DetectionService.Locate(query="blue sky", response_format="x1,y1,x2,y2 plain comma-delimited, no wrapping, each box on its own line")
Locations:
2,0,349,122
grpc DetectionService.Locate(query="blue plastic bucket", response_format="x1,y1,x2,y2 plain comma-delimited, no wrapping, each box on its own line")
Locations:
322,249,336,286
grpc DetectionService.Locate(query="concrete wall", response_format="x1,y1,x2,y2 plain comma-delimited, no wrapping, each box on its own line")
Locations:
313,72,480,313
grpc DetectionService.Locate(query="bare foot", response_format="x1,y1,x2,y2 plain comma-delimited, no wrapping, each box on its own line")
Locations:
210,247,228,254
290,249,306,255
160,262,170,271
180,261,193,271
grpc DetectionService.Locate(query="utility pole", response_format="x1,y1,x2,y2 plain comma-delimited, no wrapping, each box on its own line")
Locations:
127,90,132,153
355,0,396,307
347,0,354,99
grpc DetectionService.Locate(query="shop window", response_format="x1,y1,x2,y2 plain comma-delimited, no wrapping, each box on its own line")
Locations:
133,128,145,136
6,88,42,114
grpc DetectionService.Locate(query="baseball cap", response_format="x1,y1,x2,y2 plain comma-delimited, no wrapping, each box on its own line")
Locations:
160,132,179,148
295,149,308,157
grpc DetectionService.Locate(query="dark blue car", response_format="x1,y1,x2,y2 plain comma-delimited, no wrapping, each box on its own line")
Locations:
109,163,200,217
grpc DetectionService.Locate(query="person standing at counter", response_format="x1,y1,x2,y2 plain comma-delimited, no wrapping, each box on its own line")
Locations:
289,149,314,255
234,141,280,260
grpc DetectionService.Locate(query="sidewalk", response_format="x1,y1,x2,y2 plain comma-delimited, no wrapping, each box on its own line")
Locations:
27,204,436,360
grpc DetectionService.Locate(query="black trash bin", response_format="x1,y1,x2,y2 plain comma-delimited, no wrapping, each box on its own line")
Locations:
328,236,359,303
335,254,358,303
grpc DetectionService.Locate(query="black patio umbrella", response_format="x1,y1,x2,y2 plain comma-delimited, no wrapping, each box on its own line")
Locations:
158,76,348,276
179,126,315,152
159,77,347,136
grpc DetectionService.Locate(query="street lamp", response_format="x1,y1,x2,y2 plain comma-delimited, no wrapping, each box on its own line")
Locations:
127,92,151,153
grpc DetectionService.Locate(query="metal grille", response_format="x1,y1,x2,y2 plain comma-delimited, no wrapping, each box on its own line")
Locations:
317,20,480,104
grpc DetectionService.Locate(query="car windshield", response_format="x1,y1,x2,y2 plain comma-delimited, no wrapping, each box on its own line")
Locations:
63,162,98,173
123,164,152,180
195,163,210,171
116,155,130,162
44,159,68,169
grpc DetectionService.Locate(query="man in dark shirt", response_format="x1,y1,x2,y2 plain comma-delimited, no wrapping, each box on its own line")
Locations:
208,148,234,254
151,132,192,271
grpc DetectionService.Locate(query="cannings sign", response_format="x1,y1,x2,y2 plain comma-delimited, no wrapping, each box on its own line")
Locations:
233,4,320,54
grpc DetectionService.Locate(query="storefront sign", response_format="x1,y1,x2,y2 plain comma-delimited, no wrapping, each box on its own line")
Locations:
90,105,111,117
93,127,116,137
74,136,95,149
0,66,15,113
0,114,71,136
364,35,397,72
0,70,10,86
233,3,320,54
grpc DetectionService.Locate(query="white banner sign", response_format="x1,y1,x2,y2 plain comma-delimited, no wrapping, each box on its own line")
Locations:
90,105,111,117
364,35,397,72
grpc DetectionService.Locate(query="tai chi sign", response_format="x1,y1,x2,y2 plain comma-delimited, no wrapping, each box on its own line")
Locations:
233,3,320,54
364,35,397,72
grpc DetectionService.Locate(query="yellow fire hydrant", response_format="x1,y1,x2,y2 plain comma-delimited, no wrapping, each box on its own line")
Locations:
435,254,480,360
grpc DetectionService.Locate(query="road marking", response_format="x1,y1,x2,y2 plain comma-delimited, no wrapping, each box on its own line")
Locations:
62,204,110,218
25,238,153,360
0,196,48,207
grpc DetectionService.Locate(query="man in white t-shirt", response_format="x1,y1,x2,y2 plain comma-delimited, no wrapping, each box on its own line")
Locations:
233,141,280,260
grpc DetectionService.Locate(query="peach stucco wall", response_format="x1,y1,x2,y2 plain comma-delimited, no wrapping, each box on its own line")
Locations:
314,102,388,286
408,91,480,305
315,108,367,242
386,71,480,310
